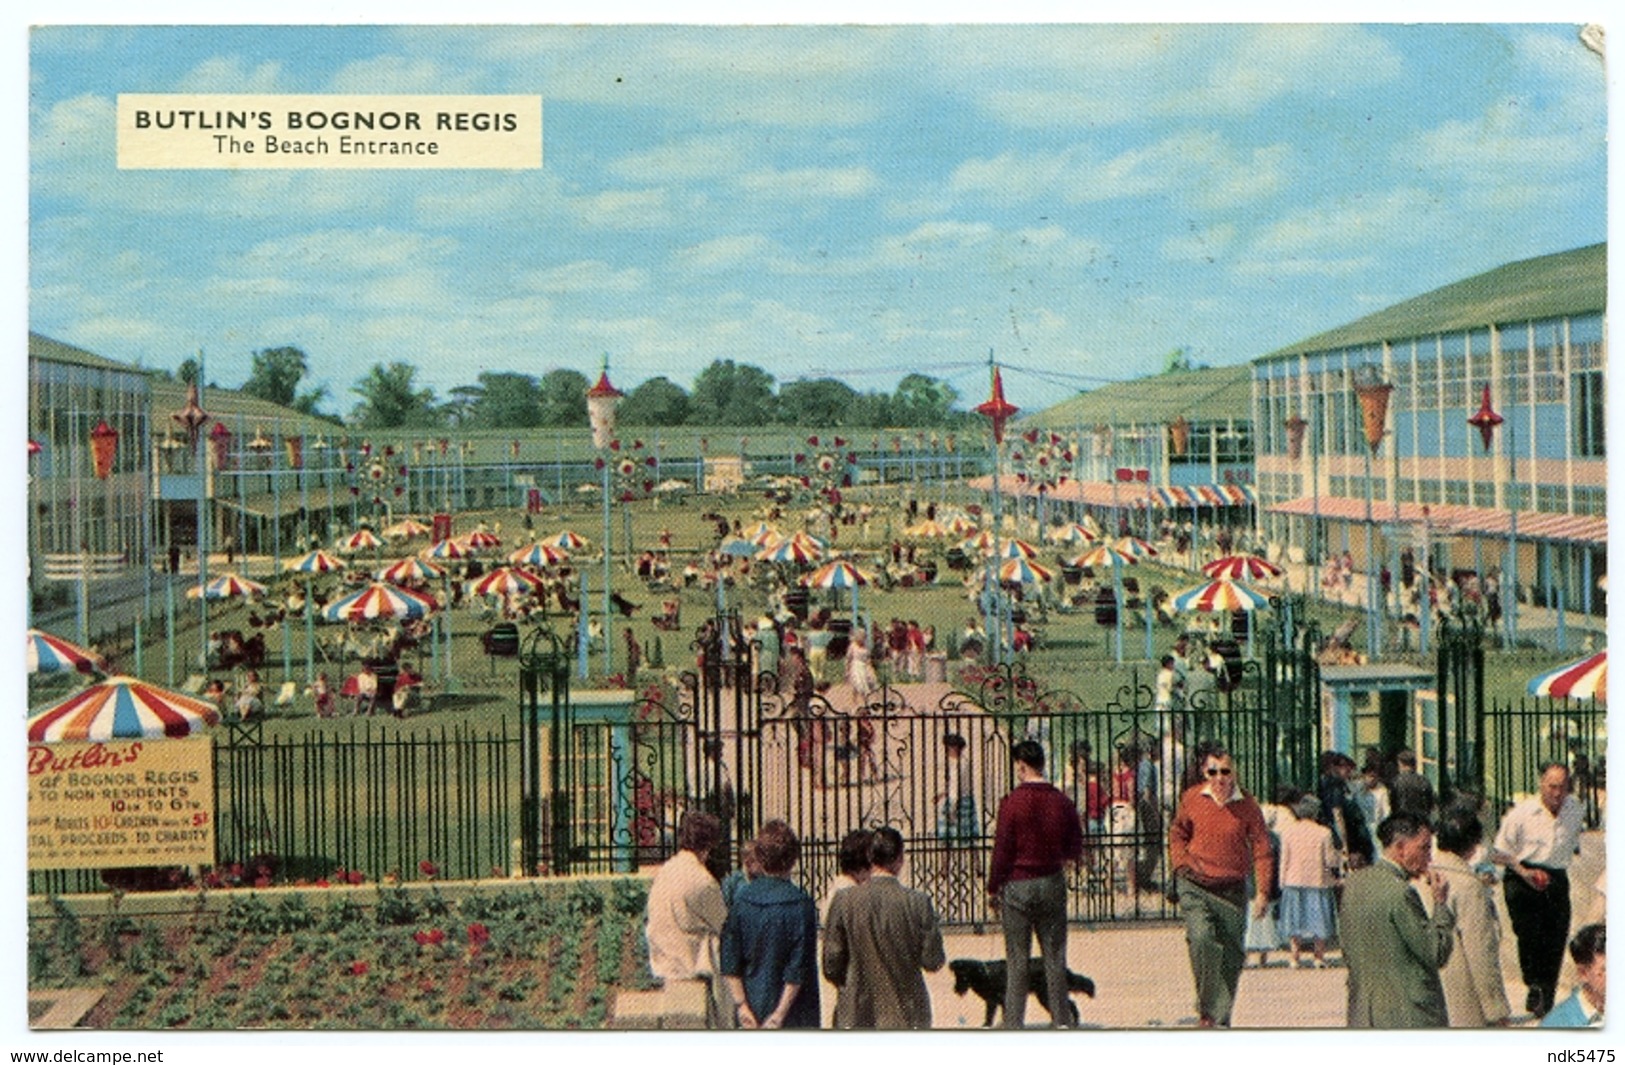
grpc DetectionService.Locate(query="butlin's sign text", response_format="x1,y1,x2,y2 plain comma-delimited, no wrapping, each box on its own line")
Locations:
118,94,542,170
28,740,216,870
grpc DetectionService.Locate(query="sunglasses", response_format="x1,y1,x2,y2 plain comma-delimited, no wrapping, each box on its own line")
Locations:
1205,767,1234,777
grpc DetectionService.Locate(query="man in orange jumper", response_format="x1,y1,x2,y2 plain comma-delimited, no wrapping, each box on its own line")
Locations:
1169,746,1274,1027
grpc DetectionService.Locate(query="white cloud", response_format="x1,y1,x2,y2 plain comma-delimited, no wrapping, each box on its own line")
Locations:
564,187,672,230
608,133,749,184
328,54,477,94
674,234,776,273
736,166,878,199
175,56,284,94
1249,188,1441,257
1162,223,1238,263
240,227,457,275
524,260,647,294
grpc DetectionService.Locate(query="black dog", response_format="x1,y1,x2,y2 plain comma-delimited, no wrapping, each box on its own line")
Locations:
949,958,1096,1027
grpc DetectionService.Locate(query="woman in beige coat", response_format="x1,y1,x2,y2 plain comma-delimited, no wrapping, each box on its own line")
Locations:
1433,803,1511,1026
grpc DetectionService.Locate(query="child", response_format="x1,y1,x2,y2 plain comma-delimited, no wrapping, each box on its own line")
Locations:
1277,793,1340,968
311,671,335,719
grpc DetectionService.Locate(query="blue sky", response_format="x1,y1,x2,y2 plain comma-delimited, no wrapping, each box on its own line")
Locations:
28,23,1607,416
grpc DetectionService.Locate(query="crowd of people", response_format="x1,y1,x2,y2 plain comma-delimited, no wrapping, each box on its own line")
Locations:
642,738,1603,1030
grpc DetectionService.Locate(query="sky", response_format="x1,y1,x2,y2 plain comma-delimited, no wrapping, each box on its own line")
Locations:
27,22,1609,417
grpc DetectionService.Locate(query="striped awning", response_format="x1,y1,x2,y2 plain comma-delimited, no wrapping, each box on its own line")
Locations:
1266,497,1606,547
1154,484,1257,507
973,474,1254,509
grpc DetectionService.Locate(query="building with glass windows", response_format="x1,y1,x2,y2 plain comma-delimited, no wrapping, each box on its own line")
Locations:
1251,243,1606,636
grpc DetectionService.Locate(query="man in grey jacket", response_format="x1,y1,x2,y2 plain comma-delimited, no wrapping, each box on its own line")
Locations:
822,826,946,1028
1341,812,1457,1027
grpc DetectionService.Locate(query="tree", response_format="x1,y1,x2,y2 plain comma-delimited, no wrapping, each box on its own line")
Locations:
350,362,443,429
776,378,859,426
443,385,484,427
891,373,960,426
471,371,544,428
290,385,336,421
537,368,590,427
241,346,309,407
176,358,200,388
618,376,691,426
687,360,777,425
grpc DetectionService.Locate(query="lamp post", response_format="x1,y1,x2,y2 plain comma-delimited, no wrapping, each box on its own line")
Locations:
1468,383,1516,646
586,358,624,675
974,356,1018,666
1354,373,1393,658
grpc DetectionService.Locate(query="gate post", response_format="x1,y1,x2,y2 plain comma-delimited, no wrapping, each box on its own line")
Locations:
1435,617,1485,800
518,625,571,877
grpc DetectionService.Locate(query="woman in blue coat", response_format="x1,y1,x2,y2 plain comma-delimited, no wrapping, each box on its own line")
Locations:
720,819,821,1028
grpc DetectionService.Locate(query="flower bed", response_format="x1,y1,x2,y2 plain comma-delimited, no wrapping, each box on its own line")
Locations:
28,878,653,1029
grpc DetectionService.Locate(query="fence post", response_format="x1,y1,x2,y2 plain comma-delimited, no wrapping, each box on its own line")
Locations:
518,625,570,878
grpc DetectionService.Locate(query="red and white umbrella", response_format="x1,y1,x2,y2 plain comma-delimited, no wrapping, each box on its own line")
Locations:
376,557,447,584
946,515,980,538
509,541,571,568
995,539,1041,561
1116,536,1160,559
338,528,384,553
1071,544,1140,570
800,560,873,589
1046,523,1098,546
382,518,433,540
903,519,950,539
187,573,268,600
1170,578,1272,613
286,549,344,575
1204,555,1284,581
29,676,220,742
1529,651,1607,701
544,530,589,551
744,521,782,545
758,532,824,565
26,629,105,676
422,538,471,561
470,566,548,598
464,529,503,552
319,582,439,623
998,558,1055,585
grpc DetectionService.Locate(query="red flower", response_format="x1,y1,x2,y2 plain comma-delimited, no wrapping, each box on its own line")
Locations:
349,961,369,976
413,928,446,947
466,922,491,947
346,869,365,885
315,878,331,888
418,859,440,878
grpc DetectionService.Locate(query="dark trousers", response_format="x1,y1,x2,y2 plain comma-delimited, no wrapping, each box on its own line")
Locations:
1179,875,1247,1026
1503,869,1570,1014
999,872,1070,1027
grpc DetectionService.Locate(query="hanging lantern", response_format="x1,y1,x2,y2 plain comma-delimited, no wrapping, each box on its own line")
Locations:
171,381,210,443
248,426,272,452
1353,380,1393,454
1284,415,1308,461
1467,384,1504,453
1169,416,1190,458
285,435,303,470
585,363,623,450
89,419,118,479
973,365,1019,444
209,422,233,470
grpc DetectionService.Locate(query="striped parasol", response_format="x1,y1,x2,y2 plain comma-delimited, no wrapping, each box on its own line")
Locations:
422,538,471,561
758,532,825,565
1170,578,1272,613
800,559,873,589
376,557,447,584
338,528,384,553
1203,555,1284,581
187,573,268,600
470,566,548,598
744,522,782,545
904,519,951,539
718,537,761,558
946,515,980,538
29,676,220,742
998,557,1056,585
509,541,571,568
382,518,433,540
959,530,999,555
1071,544,1139,569
1116,536,1160,559
1529,651,1607,701
464,529,503,552
1046,523,1098,546
319,582,439,623
286,549,344,575
995,539,1041,561
544,530,589,550
26,629,105,676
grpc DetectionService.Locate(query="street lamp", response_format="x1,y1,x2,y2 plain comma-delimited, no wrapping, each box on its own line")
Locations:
974,357,1018,665
1354,370,1394,658
586,359,624,675
1468,383,1517,646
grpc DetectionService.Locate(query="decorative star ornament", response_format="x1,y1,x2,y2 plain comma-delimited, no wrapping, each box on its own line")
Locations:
975,366,1019,444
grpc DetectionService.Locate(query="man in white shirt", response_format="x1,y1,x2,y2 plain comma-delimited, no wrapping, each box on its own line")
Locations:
1493,762,1585,1018
645,811,727,990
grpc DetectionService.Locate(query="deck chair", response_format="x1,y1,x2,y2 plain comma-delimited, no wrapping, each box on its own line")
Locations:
180,673,206,695
274,681,298,708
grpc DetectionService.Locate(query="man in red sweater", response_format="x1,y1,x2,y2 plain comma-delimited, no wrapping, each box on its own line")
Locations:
1168,746,1273,1028
988,739,1085,1027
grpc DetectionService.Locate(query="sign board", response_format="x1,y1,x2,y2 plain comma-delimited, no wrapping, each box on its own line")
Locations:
27,739,215,870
